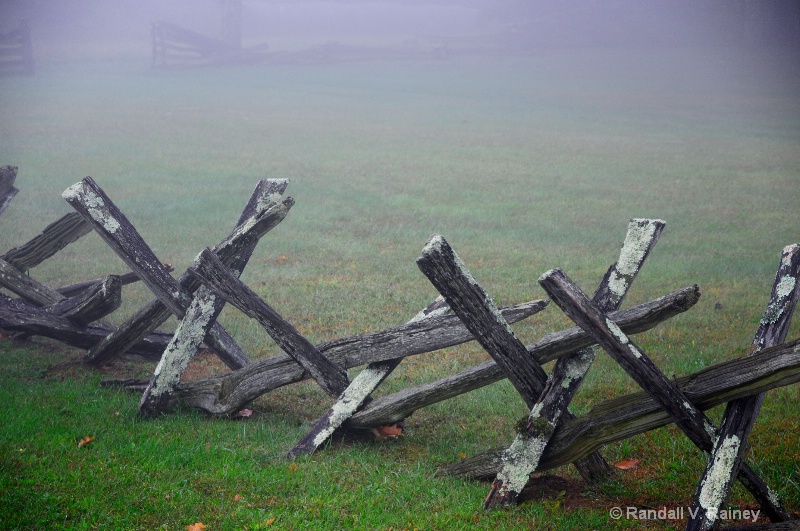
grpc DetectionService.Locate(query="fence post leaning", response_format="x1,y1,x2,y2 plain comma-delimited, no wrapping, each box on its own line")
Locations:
484,219,665,507
686,244,799,530
539,268,791,522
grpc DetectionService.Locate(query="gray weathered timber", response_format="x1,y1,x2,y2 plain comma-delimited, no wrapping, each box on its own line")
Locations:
0,257,65,306
80,180,293,367
485,218,664,507
417,234,547,408
165,299,547,415
687,244,799,530
0,165,19,216
2,212,91,272
45,275,121,326
56,264,175,297
138,179,289,418
417,234,614,481
436,337,800,479
539,269,789,522
347,285,700,428
191,248,350,398
287,297,454,458
0,292,173,357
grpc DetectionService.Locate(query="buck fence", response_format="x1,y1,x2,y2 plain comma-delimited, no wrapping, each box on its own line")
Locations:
1,169,798,530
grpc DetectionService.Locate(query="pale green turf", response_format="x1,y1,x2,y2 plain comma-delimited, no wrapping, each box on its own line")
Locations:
1,47,798,529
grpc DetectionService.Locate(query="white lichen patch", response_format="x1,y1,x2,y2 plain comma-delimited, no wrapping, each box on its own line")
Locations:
606,219,662,299
149,294,218,398
63,183,120,234
775,275,797,299
312,367,385,448
782,244,799,266
704,420,717,441
560,349,595,388
496,433,548,495
698,435,741,525
767,485,781,509
409,296,450,323
606,318,629,344
529,402,544,419
760,275,798,325
255,192,283,214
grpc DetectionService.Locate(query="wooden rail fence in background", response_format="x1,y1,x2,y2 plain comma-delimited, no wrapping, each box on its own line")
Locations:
0,20,33,76
1,168,798,529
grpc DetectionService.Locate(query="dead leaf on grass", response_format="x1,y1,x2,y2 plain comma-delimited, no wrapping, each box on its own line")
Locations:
77,436,95,448
186,523,206,531
614,459,641,470
371,424,404,440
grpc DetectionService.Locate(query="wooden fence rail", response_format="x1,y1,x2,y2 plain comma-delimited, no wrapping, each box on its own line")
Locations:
0,170,797,528
0,20,33,77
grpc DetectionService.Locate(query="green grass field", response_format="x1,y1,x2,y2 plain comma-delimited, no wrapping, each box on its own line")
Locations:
1,47,799,529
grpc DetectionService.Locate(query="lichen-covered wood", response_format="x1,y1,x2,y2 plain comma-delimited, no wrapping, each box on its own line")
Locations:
436,336,800,480
417,234,616,481
417,234,549,407
56,264,174,298
687,244,799,530
484,219,664,507
0,257,65,306
45,275,121,326
287,297,455,458
2,212,90,273
0,165,19,216
77,179,293,367
138,179,289,418
539,269,790,522
346,285,700,428
0,293,172,357
191,247,351,398
153,299,546,416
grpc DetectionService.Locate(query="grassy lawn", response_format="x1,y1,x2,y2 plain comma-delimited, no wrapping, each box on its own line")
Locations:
1,47,799,529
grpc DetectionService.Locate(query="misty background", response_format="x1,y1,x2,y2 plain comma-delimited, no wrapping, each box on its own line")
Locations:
1,1,799,61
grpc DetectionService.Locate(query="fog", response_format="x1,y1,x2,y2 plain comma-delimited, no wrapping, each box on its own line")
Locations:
1,1,799,60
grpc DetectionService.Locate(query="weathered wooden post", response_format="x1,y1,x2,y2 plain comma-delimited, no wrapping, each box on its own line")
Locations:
67,177,291,368
539,269,790,522
416,234,615,483
190,248,351,398
687,244,799,530
0,166,19,215
345,285,700,428
287,296,456,458
484,219,664,507
436,335,800,479
138,179,289,417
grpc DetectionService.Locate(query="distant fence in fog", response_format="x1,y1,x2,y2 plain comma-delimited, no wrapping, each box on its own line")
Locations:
0,19,33,76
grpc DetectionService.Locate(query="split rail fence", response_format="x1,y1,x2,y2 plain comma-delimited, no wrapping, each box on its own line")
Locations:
0,19,33,77
1,170,798,529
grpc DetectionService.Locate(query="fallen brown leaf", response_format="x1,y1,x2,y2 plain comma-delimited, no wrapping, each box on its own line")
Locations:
614,459,641,470
77,436,95,448
371,424,404,440
186,523,206,531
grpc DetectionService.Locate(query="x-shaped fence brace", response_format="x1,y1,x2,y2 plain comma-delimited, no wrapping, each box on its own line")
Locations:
1,175,798,528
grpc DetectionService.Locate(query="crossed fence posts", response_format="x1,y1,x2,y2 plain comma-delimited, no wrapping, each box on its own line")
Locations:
1,172,798,527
